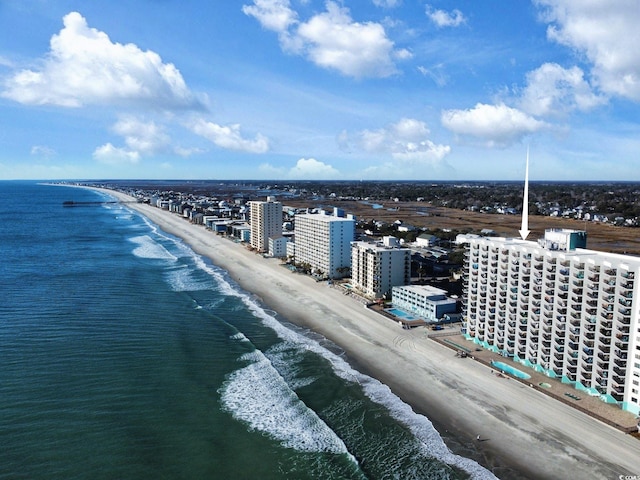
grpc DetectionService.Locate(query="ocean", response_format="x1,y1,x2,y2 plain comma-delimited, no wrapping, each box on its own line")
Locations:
0,182,494,480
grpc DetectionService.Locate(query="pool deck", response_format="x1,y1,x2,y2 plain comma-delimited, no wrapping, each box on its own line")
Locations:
375,305,427,328
432,330,639,433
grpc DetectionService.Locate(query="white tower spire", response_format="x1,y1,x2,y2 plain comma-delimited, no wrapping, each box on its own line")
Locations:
519,147,530,240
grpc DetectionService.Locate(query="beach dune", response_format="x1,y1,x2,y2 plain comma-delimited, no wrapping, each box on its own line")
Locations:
102,188,640,479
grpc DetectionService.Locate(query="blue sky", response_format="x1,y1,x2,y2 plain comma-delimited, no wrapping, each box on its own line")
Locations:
1,0,639,181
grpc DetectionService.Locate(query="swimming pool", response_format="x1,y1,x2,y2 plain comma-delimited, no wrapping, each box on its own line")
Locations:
491,360,531,380
386,308,416,320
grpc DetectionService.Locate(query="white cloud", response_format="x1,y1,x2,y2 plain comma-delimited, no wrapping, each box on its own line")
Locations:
1,12,204,109
189,118,269,153
441,103,548,147
242,0,298,32
287,157,340,179
341,118,451,165
535,0,640,101
425,5,466,28
296,2,401,78
112,117,171,155
30,145,56,158
98,116,207,160
93,143,140,164
243,1,406,78
518,63,606,117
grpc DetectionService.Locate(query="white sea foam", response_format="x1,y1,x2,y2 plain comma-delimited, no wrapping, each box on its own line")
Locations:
239,351,263,363
220,350,350,455
265,342,318,390
164,264,215,292
128,235,177,261
230,332,250,342
216,284,497,480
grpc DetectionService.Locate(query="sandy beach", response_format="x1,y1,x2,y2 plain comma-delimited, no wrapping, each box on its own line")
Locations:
98,187,640,479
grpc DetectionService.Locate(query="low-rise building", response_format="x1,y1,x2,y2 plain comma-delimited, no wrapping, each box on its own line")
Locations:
268,235,289,258
392,284,457,322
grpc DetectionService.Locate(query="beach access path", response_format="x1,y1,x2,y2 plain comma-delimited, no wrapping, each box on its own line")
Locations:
100,188,640,480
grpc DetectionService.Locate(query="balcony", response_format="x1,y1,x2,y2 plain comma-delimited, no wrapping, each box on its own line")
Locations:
612,374,625,385
616,333,629,342
580,372,593,382
617,314,631,326
615,341,629,350
612,385,625,396
599,326,612,336
613,358,627,368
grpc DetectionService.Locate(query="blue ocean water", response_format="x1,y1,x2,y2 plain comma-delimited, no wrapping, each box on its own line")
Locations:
0,182,494,480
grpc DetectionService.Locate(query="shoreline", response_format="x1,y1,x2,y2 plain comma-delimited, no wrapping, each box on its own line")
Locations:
89,187,639,479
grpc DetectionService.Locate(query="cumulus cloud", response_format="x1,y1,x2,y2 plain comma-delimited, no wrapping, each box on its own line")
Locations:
535,0,640,101
425,5,466,28
243,0,408,78
340,118,451,165
1,12,204,109
287,157,340,179
93,143,140,164
242,0,298,32
112,117,171,155
441,103,548,147
189,118,270,153
518,63,606,116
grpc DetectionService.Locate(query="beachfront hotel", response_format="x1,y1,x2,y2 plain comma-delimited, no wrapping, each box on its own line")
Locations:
350,236,411,299
249,197,282,253
293,209,355,279
460,229,640,415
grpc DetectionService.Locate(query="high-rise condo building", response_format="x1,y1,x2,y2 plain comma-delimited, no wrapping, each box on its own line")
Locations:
249,197,282,253
460,229,640,415
351,236,411,299
294,210,355,279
